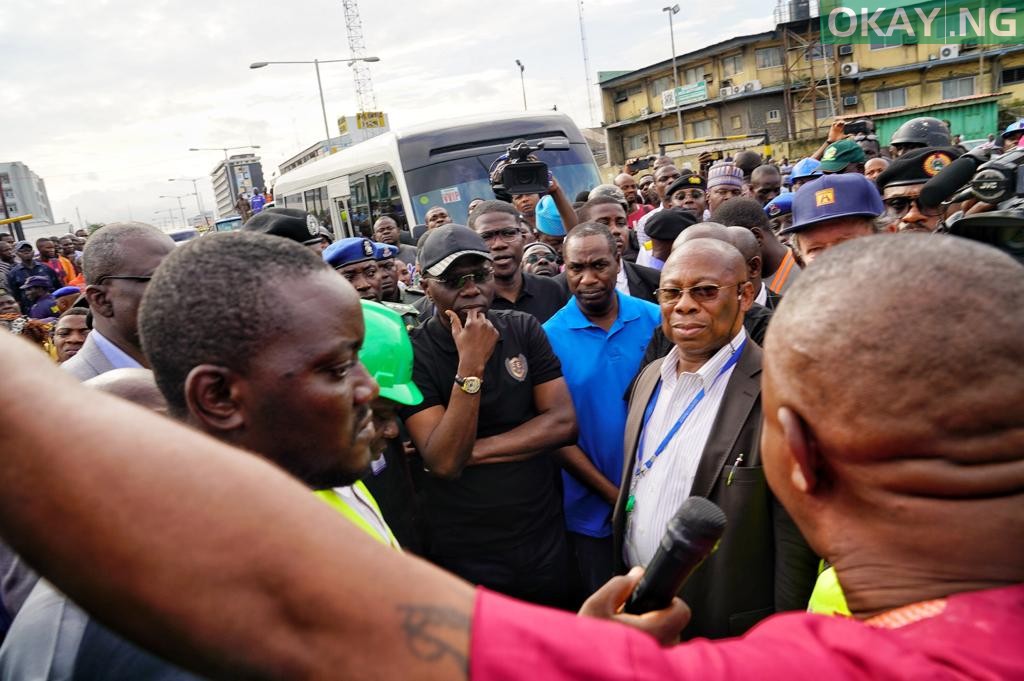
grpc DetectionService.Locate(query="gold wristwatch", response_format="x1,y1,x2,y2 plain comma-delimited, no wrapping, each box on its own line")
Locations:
454,375,482,394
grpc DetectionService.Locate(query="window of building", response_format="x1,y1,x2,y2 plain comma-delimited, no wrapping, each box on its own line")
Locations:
650,76,674,99
657,127,679,145
767,109,781,122
613,84,643,102
731,115,743,130
756,47,783,69
722,54,744,77
815,99,835,121
683,66,705,84
1003,67,1024,84
869,38,899,50
624,133,647,154
692,119,713,138
875,87,907,109
805,43,835,61
942,76,975,100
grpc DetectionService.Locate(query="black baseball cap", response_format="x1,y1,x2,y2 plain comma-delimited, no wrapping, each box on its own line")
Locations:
418,224,492,277
645,209,699,241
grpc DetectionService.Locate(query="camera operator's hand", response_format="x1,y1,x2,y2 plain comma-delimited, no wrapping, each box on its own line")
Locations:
547,175,561,196
578,567,690,647
448,309,498,376
827,120,848,143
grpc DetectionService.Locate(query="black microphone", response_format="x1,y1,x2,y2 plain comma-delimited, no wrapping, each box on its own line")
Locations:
624,496,727,615
919,155,985,208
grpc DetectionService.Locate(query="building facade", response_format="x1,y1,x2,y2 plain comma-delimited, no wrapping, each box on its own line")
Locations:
0,162,54,225
211,154,265,218
600,12,1024,173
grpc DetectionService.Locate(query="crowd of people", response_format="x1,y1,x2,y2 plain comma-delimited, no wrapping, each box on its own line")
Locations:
0,113,1020,679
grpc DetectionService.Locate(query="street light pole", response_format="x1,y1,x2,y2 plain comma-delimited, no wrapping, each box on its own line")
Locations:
169,178,208,227
250,57,381,148
663,5,684,143
515,59,527,111
160,195,189,227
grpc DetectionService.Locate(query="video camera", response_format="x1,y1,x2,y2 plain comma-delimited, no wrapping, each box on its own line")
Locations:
489,139,550,202
922,146,1024,263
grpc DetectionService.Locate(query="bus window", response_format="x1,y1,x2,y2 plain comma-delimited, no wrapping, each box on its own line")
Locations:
367,170,408,231
282,193,303,210
403,147,601,225
350,179,371,236
303,187,330,228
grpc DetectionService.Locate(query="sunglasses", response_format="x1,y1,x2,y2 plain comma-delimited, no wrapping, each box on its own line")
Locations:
524,253,560,265
673,189,705,200
883,196,941,218
477,228,521,243
429,267,494,290
655,282,742,305
96,275,154,284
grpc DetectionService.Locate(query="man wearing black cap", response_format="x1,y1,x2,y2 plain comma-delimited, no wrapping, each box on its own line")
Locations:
467,201,568,323
642,209,698,270
875,147,960,233
22,276,59,320
401,224,577,607
6,241,61,314
666,173,708,219
242,207,326,252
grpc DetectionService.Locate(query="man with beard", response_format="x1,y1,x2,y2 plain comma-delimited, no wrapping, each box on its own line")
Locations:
467,201,567,323
543,223,660,596
401,224,577,607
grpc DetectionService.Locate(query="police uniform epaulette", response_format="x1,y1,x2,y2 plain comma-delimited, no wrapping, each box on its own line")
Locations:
381,301,421,331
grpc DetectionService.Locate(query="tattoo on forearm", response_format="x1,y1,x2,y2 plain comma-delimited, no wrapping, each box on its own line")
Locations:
397,603,470,673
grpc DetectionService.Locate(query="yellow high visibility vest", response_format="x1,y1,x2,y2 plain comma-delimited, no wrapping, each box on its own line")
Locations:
315,481,401,551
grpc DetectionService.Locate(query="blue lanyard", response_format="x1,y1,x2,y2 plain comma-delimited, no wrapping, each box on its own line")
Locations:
634,339,746,479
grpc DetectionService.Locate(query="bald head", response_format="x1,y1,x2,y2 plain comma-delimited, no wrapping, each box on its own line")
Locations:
663,237,747,279
762,234,1024,605
672,222,729,251
84,368,168,415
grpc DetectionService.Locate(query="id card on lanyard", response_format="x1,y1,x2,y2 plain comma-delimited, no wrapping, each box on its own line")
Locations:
625,339,746,515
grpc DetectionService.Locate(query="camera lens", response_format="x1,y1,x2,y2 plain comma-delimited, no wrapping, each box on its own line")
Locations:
998,225,1024,259
971,168,1011,204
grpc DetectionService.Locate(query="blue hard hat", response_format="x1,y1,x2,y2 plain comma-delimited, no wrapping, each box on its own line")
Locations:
783,174,883,235
534,195,565,236
323,237,376,269
1001,119,1024,140
764,192,794,218
789,158,823,182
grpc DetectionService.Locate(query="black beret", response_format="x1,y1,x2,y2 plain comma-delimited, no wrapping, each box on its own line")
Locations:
666,172,707,198
875,147,962,190
242,208,323,246
645,209,699,241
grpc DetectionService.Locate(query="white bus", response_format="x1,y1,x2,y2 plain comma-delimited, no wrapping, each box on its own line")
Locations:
272,111,601,239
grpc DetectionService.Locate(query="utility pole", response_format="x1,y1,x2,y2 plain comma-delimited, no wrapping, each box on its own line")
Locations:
663,5,684,143
516,60,527,110
577,0,596,126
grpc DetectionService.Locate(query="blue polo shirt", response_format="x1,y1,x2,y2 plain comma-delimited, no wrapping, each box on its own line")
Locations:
543,291,660,537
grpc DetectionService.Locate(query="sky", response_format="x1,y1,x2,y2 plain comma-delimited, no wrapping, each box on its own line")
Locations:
2,0,774,228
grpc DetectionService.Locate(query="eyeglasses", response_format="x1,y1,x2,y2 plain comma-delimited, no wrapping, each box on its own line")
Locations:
96,275,153,284
673,189,705,200
429,268,494,290
883,196,942,218
477,228,521,243
655,282,742,305
524,253,560,265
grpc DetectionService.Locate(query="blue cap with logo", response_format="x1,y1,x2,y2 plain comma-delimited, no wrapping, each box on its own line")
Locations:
534,195,565,236
764,192,794,218
323,237,377,269
783,174,883,235
373,242,399,260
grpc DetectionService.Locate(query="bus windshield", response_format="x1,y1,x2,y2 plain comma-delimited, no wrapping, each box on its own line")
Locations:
402,146,600,226
214,216,243,232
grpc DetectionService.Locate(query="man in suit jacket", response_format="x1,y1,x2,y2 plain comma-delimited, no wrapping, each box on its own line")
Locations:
611,238,817,640
62,223,176,381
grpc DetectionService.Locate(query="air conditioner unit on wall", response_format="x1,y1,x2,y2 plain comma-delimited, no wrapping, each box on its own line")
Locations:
939,44,960,60
841,62,859,76
838,44,854,56
640,107,651,116
744,80,762,92
843,95,859,106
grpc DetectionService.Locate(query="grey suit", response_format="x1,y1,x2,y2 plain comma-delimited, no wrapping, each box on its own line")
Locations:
60,334,116,381
611,341,818,639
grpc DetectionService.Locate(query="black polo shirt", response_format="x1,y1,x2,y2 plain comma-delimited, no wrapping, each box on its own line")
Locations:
490,271,568,323
401,309,564,556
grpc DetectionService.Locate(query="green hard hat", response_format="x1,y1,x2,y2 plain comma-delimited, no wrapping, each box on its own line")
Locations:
359,300,423,406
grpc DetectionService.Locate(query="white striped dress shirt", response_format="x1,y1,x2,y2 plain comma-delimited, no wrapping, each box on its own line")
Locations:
624,327,747,567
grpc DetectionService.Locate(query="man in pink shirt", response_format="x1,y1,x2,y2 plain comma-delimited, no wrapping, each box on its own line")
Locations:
0,234,1020,679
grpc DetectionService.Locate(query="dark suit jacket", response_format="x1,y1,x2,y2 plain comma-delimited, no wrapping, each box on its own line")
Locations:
552,261,660,305
611,341,818,639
